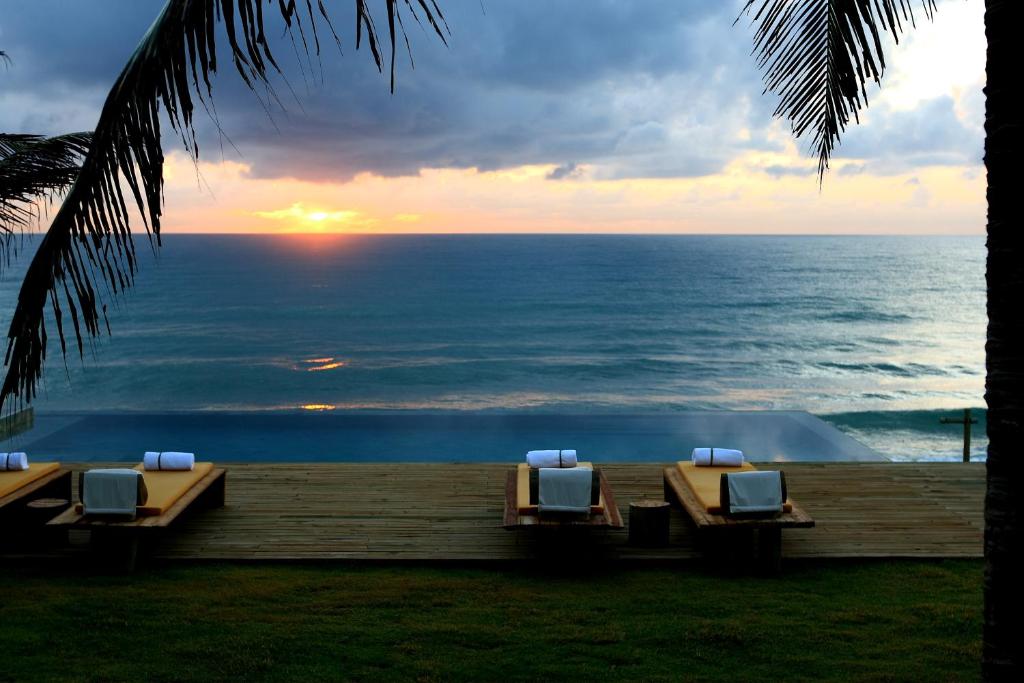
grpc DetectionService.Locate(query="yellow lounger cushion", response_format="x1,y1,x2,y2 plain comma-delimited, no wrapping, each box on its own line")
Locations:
132,462,214,516
516,462,605,515
676,461,792,514
0,462,60,499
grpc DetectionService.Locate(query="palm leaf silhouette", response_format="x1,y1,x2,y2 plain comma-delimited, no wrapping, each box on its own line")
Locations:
0,132,91,258
1,0,447,410
740,0,936,180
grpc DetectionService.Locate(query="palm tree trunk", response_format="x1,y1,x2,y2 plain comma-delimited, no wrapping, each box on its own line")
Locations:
984,0,1023,678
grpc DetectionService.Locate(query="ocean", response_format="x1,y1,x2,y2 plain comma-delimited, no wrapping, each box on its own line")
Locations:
0,234,986,461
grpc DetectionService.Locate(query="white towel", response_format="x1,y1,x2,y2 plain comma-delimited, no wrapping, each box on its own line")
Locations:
538,467,592,513
725,470,784,514
1,452,29,471
526,450,577,468
692,447,744,467
143,451,195,471
82,469,143,516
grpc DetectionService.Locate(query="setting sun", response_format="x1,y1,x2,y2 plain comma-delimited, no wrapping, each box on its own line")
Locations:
251,202,371,232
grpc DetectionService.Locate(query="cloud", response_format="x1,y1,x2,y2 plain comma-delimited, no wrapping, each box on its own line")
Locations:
156,152,986,235
546,162,582,180
762,164,817,178
838,96,981,172
908,185,932,208
0,0,984,186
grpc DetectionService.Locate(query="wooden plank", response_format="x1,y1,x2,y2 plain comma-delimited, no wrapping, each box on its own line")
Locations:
599,470,625,528
503,471,518,528
3,462,984,562
664,467,713,526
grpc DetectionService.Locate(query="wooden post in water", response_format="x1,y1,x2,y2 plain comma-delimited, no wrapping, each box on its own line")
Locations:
940,408,978,462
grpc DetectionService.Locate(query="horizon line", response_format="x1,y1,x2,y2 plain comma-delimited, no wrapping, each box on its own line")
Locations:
105,231,984,237
12,231,986,239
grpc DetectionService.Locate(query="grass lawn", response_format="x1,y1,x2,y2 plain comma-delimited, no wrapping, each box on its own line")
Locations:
2,560,979,682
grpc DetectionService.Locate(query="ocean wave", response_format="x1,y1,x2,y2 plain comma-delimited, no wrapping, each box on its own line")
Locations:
816,310,914,324
821,408,986,434
816,361,949,377
820,408,988,460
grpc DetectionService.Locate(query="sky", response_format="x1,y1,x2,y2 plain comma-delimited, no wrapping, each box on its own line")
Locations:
0,0,986,234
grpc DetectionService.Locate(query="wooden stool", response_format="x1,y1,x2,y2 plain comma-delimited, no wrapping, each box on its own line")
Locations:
24,498,71,524
23,498,71,547
628,499,670,546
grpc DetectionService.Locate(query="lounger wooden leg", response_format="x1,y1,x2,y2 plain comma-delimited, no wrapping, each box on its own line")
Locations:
700,530,722,569
195,471,226,510
53,470,73,502
123,536,140,573
757,528,782,575
701,529,752,571
735,529,756,566
91,529,143,573
210,470,226,508
663,477,674,506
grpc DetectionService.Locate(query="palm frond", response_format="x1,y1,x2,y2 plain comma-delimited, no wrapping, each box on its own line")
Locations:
740,0,936,180
0,133,92,258
0,0,448,411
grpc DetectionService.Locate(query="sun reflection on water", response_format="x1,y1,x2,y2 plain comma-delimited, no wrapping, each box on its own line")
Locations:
300,357,347,372
299,404,336,411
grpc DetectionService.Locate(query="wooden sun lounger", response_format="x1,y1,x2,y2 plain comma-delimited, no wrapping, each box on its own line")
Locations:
48,467,226,569
504,467,624,529
663,465,813,572
0,467,72,524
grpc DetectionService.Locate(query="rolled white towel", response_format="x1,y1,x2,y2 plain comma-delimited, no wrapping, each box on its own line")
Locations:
526,449,578,468
143,451,195,471
1,452,29,471
692,447,744,467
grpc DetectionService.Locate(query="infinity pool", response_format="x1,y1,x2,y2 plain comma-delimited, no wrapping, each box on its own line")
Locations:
4,410,885,462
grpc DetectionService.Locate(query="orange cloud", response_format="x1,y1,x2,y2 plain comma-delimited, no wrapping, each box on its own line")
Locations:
160,150,984,235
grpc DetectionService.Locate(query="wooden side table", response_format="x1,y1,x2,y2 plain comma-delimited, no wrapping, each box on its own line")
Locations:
21,497,71,547
25,497,71,523
628,499,670,546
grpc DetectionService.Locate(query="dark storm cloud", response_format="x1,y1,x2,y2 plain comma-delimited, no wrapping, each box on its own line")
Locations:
204,0,775,182
0,0,982,182
0,1,159,131
0,1,157,84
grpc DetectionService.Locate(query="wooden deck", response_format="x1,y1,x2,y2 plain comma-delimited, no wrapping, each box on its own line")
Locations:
12,462,984,561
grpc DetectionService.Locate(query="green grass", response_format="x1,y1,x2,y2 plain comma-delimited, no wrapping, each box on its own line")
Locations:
2,560,980,682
